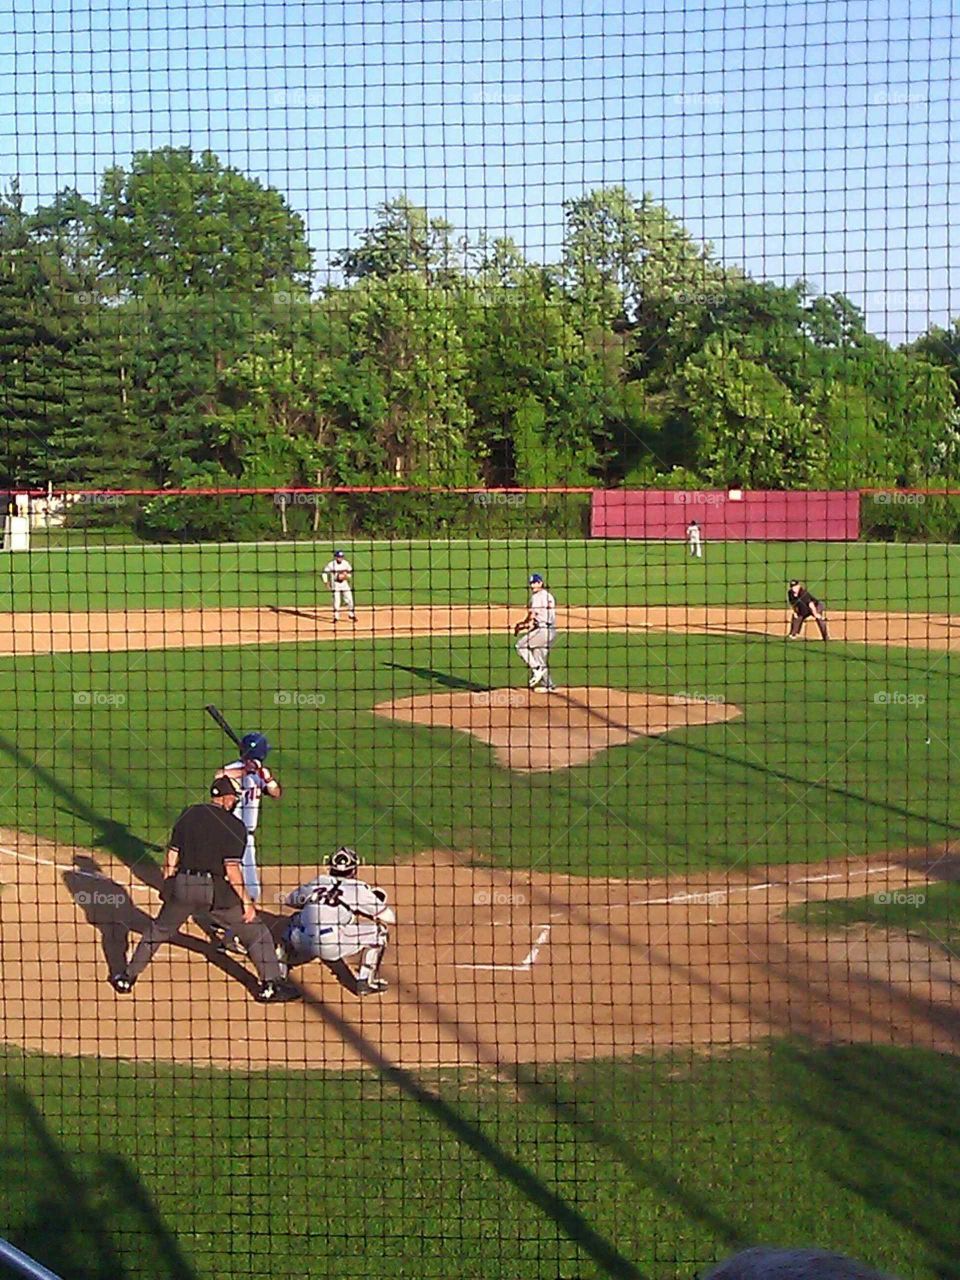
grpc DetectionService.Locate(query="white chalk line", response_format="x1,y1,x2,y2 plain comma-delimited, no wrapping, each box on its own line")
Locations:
0,843,157,898
457,924,552,973
593,863,899,912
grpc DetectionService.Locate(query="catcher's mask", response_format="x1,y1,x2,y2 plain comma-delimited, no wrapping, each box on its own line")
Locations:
329,846,360,877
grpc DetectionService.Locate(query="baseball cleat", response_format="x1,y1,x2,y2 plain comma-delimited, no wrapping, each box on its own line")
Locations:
356,977,388,996
528,667,546,688
349,614,357,622
109,973,134,994
275,942,290,979
217,935,248,957
255,980,302,1004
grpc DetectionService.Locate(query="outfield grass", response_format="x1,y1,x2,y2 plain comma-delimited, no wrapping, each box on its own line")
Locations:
0,629,952,876
0,1041,956,1280
1,538,957,613
788,881,960,955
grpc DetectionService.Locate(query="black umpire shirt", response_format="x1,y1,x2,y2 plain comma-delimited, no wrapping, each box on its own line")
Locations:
788,587,820,618
170,803,246,875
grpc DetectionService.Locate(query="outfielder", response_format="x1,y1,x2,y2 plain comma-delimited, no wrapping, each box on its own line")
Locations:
276,847,395,996
514,573,558,692
686,519,703,557
321,549,357,623
213,731,279,952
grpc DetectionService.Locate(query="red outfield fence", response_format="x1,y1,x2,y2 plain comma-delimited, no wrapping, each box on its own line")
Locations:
590,490,862,541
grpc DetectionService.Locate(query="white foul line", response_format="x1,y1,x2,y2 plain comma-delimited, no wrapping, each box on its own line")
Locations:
591,863,899,911
458,924,552,973
0,843,156,897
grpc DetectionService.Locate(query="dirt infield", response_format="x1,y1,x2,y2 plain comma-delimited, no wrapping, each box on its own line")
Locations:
1,833,957,1072
0,603,957,655
373,687,742,771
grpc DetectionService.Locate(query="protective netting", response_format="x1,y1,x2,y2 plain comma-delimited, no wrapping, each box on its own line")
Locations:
1,3,959,1280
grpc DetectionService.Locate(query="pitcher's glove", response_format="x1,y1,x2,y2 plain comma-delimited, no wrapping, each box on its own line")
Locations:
514,620,534,636
336,572,349,582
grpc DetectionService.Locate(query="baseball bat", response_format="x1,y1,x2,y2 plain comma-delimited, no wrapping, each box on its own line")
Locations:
205,704,242,748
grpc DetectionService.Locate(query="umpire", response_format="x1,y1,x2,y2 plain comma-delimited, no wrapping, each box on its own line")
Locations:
787,579,829,641
108,776,300,1003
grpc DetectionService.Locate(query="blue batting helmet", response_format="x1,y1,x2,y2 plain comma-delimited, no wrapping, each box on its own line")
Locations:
239,732,270,761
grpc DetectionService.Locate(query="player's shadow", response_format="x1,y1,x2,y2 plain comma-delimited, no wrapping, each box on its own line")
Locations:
384,661,489,693
62,856,261,995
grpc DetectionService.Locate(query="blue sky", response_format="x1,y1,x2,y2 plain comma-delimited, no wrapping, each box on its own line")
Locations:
1,0,957,341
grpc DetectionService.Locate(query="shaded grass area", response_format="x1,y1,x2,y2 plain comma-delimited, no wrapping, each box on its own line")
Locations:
1,538,956,614
0,1042,956,1280
0,630,953,878
788,881,960,957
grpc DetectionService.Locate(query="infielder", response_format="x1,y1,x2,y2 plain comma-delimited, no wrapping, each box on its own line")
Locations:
321,549,357,623
787,579,829,640
276,847,395,996
213,731,279,952
514,573,558,692
686,518,703,557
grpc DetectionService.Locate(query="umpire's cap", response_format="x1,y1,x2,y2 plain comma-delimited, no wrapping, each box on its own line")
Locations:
329,846,360,877
210,775,242,799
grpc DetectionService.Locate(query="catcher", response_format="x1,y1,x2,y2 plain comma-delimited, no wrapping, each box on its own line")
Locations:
276,846,395,996
514,572,558,691
787,579,829,640
321,549,357,623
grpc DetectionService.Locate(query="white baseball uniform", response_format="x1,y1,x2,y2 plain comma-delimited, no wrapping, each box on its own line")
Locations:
516,586,558,690
221,758,274,900
322,558,355,620
686,521,703,557
283,874,394,964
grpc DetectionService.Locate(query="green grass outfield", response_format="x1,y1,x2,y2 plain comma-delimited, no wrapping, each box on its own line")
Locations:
1,1041,958,1280
0,629,953,875
1,537,958,612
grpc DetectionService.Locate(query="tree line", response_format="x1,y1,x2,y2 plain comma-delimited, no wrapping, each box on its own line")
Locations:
1,145,958,539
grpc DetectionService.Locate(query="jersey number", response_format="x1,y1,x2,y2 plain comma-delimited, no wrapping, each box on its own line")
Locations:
313,884,345,908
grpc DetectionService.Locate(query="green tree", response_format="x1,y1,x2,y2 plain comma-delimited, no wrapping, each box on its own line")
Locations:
335,196,460,284
681,337,826,486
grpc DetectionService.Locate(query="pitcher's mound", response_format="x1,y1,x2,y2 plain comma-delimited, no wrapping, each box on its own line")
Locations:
374,686,742,771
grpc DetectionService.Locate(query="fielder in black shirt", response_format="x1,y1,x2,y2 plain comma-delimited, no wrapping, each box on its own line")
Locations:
787,579,828,641
108,775,300,1003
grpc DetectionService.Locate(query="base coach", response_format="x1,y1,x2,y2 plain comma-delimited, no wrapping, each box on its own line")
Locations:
109,775,301,1003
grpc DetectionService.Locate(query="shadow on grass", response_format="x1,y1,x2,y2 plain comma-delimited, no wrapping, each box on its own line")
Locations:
384,661,490,693
0,733,163,884
294,987,649,1280
0,1082,196,1280
778,1043,960,1279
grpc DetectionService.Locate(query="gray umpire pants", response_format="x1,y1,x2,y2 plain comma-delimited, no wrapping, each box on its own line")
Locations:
126,871,283,983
